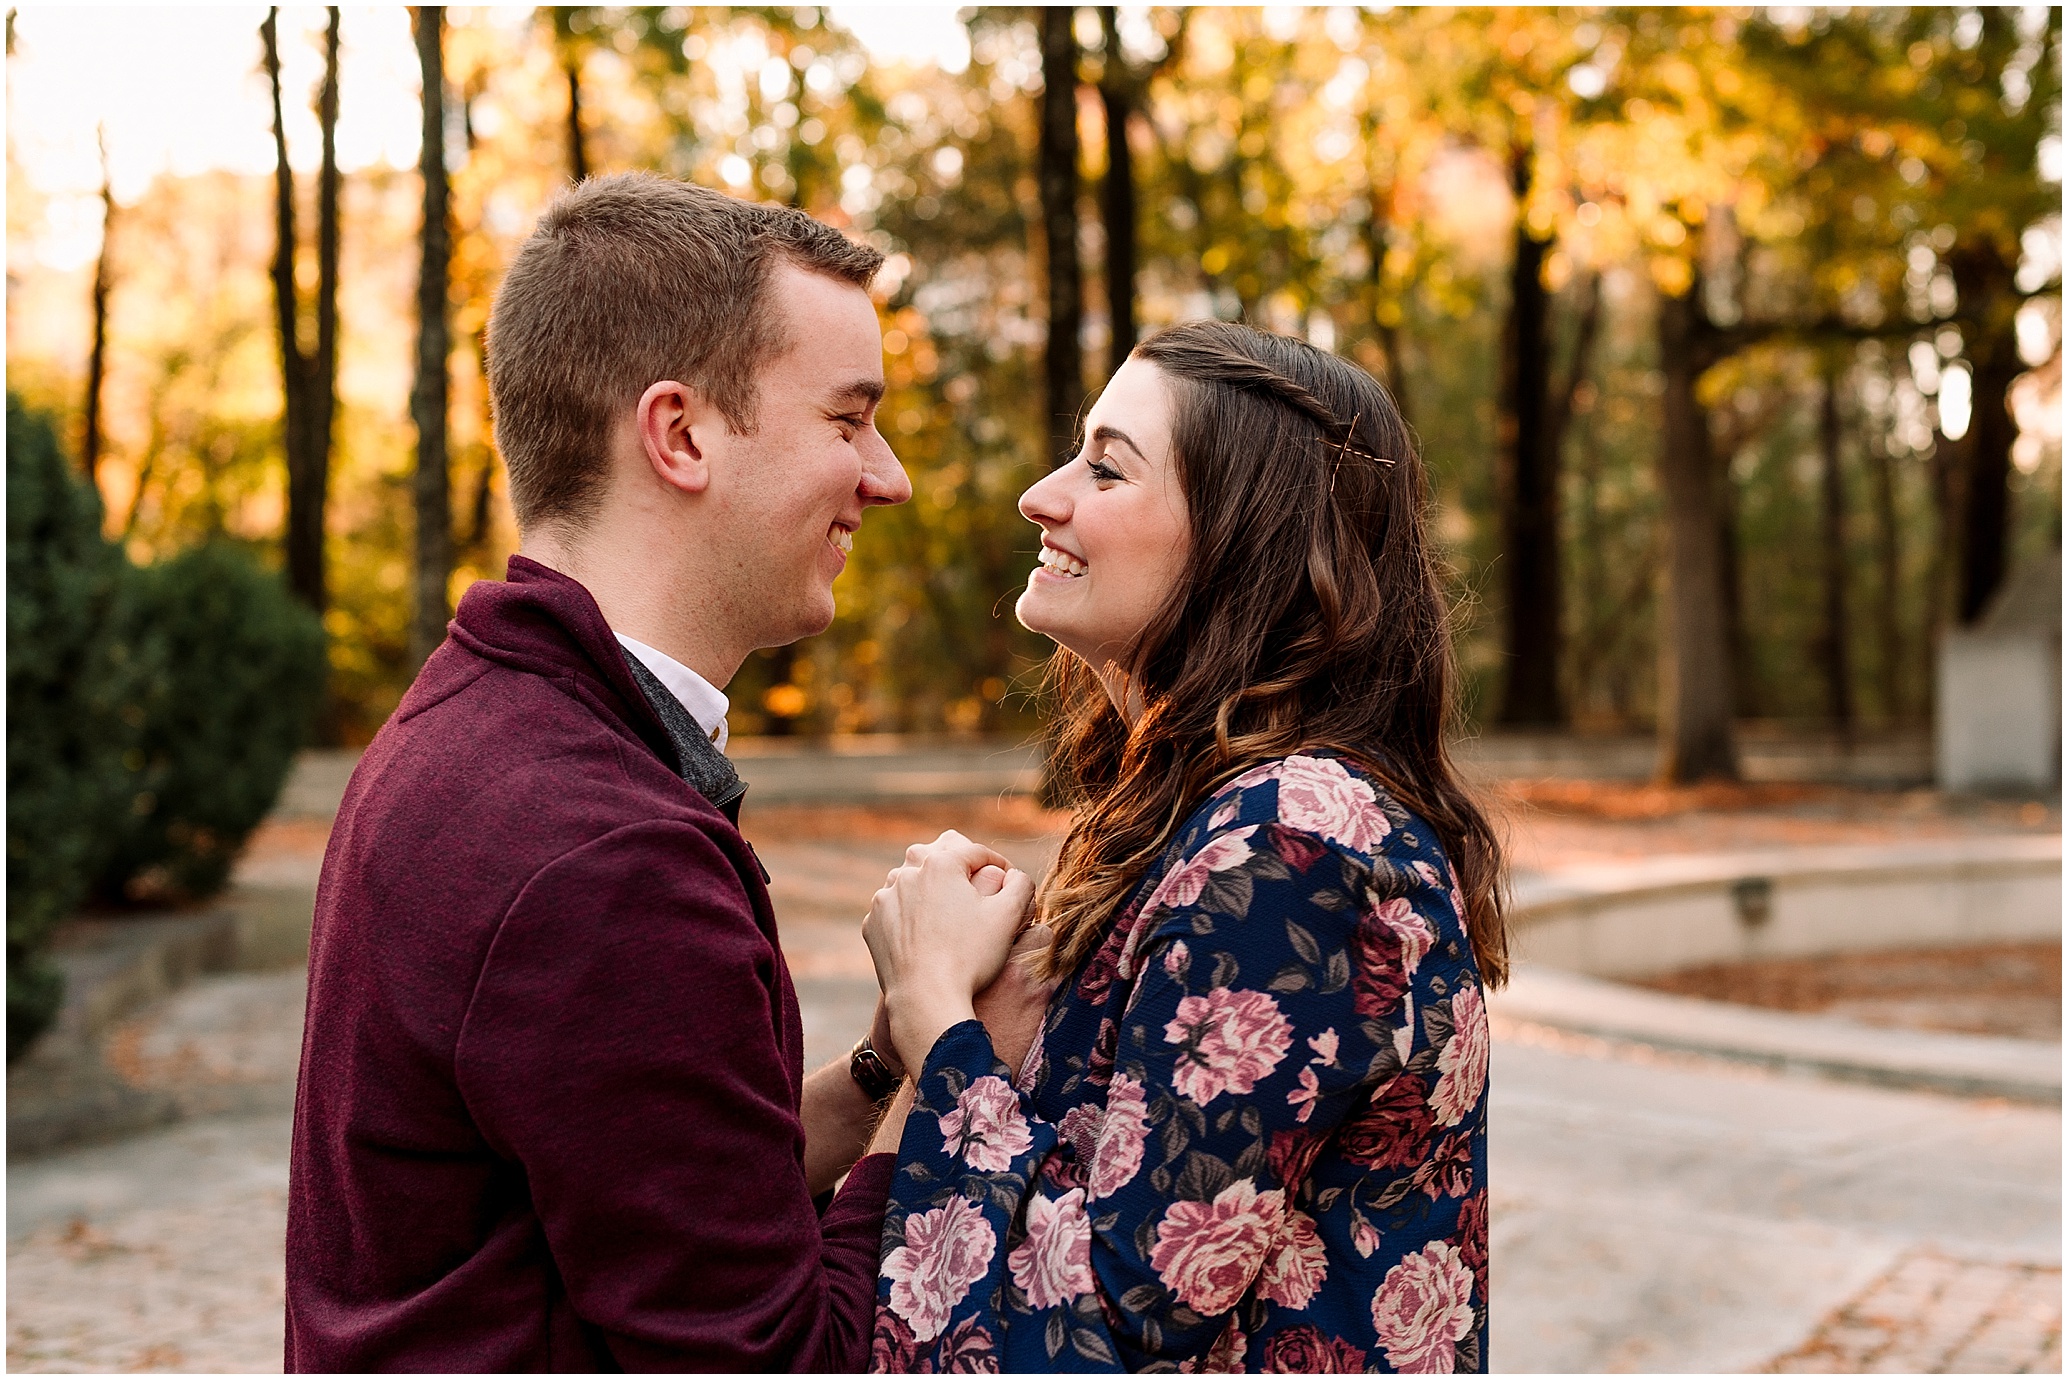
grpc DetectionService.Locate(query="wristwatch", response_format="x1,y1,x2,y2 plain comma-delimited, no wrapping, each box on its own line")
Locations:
848,1035,903,1103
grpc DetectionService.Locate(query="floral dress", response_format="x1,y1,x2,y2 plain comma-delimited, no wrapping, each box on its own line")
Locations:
871,753,1491,1374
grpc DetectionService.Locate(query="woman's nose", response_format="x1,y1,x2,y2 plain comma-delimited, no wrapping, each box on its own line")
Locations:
1018,466,1069,525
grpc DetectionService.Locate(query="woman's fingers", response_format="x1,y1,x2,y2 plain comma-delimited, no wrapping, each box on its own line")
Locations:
971,864,1007,897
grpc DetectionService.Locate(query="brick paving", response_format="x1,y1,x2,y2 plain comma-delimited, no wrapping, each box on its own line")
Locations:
1764,1250,2062,1373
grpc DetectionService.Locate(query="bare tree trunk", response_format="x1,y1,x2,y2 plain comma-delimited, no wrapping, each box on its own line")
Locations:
1865,424,1904,720
1495,142,1562,726
1817,358,1854,736
1947,239,2019,624
1096,7,1134,381
266,6,341,614
410,6,452,672
1039,6,1083,462
1360,120,1412,431
552,10,589,183
1654,281,1739,782
82,125,114,481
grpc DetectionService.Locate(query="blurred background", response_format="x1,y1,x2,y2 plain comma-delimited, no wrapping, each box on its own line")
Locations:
5,5,2061,1374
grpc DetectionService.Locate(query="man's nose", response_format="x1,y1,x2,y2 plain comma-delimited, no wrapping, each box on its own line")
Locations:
859,428,912,507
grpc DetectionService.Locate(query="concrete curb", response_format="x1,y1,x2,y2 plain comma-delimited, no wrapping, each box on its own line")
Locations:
7,886,314,1158
1490,963,2062,1104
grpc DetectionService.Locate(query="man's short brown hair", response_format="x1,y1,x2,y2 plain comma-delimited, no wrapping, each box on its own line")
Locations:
485,173,884,531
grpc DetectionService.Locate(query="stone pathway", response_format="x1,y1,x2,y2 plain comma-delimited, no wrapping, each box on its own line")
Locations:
7,780,2058,1373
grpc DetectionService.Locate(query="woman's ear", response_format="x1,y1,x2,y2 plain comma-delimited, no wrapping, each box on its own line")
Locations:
637,379,714,495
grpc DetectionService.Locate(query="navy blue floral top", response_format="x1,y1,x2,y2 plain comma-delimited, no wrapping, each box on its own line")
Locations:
871,754,1490,1374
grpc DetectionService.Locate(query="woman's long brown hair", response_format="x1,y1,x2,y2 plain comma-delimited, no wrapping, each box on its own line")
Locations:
1035,320,1509,987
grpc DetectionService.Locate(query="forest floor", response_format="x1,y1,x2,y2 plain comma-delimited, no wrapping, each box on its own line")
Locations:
7,769,2058,1373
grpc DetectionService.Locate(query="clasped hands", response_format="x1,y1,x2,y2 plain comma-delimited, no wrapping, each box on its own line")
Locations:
861,831,1059,1086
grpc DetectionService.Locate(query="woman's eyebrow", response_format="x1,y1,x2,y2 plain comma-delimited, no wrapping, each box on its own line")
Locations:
1090,424,1146,461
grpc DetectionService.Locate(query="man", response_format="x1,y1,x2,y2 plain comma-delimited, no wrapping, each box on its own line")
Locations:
285,174,1018,1371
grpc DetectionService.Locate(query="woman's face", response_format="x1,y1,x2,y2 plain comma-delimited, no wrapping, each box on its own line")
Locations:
1015,357,1191,675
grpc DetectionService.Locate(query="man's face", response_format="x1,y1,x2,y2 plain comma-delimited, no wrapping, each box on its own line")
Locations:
712,263,910,647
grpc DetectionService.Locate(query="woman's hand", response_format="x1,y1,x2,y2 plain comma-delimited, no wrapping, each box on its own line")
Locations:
863,831,1033,1074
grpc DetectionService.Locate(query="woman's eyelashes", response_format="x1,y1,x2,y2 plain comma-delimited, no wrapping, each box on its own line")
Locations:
1086,453,1125,483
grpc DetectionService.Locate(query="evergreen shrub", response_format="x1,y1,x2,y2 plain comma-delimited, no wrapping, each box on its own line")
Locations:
97,542,327,902
5,395,153,1059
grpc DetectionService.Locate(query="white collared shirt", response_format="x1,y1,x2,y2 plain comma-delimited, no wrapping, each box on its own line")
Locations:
615,633,730,751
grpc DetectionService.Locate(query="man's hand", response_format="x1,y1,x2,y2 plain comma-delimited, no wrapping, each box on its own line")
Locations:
974,924,1059,1081
862,831,1033,1073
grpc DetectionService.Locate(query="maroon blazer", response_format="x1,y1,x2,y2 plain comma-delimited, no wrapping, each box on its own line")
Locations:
285,557,890,1372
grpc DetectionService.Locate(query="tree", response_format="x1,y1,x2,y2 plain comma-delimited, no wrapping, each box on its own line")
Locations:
411,6,452,671
82,124,113,481
1038,6,1084,461
1815,356,1854,732
1494,138,1562,726
262,7,342,613
1095,8,1134,381
1654,271,1740,780
551,8,590,183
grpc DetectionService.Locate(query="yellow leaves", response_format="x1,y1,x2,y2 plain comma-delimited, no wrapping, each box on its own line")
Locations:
1650,253,1694,297
1201,244,1232,276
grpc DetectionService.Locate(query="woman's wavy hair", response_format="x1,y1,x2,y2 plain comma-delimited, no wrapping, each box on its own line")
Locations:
1035,320,1509,987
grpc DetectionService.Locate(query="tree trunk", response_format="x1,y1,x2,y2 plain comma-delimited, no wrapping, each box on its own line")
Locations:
1038,6,1083,462
1654,282,1739,782
410,6,452,672
1947,239,2019,624
1361,132,1412,432
565,61,588,183
1096,7,1134,381
1865,424,1904,720
82,125,113,482
266,6,341,614
1495,142,1562,726
1816,358,1854,735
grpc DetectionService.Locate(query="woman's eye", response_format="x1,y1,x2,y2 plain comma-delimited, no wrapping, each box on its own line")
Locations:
1087,458,1123,482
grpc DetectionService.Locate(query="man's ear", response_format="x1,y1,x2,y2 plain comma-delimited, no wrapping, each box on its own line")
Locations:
637,379,717,496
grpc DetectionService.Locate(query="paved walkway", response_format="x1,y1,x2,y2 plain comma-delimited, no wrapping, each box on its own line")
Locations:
7,764,2058,1373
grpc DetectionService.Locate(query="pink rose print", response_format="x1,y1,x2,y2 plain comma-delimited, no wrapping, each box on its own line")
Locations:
1209,797,1240,829
1164,986,1294,1107
1008,1187,1095,1309
933,1316,1001,1373
1153,827,1259,910
1370,1241,1477,1373
937,1076,1033,1173
1057,1103,1103,1167
1265,1130,1323,1193
1180,1320,1249,1373
1261,1325,1368,1373
1164,939,1190,977
1264,822,1329,873
1413,1132,1475,1201
871,1308,920,1372
1430,984,1489,1128
1351,897,1431,1022
1089,1072,1151,1200
1307,1028,1339,1066
1270,755,1390,854
1287,1066,1321,1123
1351,1214,1381,1258
1074,921,1125,1006
1339,1073,1434,1170
883,1194,998,1343
1150,1178,1287,1315
1456,1188,1489,1298
1257,1208,1328,1310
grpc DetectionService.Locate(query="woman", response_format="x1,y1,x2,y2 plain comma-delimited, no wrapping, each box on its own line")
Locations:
862,321,1508,1373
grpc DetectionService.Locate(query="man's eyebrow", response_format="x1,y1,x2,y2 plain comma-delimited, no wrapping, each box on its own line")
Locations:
827,378,885,409
1090,423,1146,461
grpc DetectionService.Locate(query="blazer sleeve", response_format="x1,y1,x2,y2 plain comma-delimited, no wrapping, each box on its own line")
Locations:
453,818,889,1372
